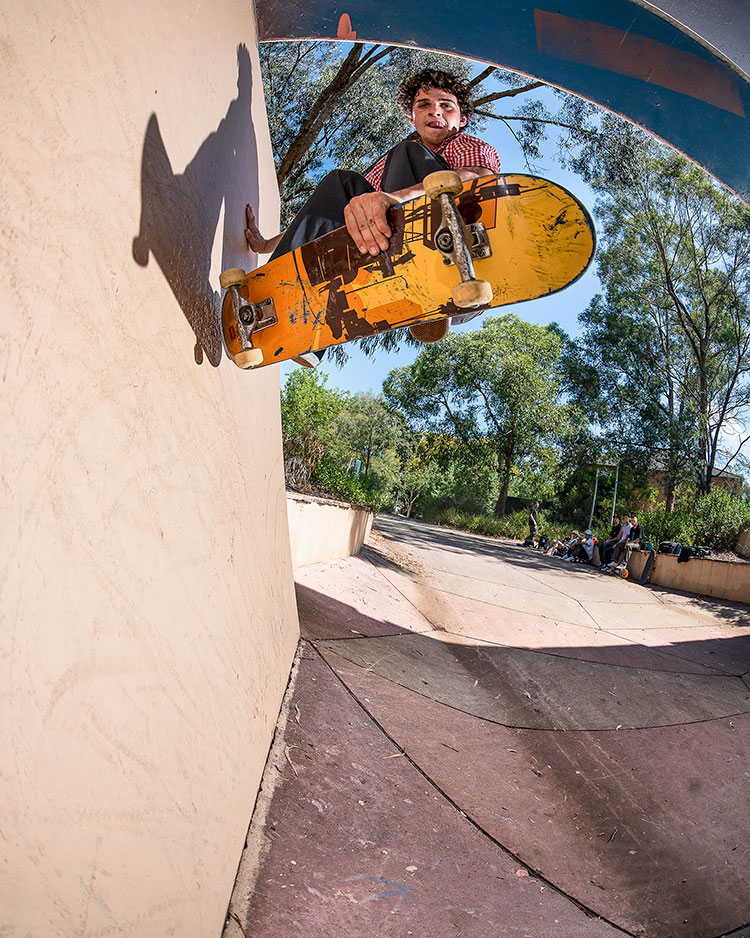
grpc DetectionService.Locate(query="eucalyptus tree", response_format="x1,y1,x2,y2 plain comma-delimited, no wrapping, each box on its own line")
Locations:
383,314,580,516
573,119,750,504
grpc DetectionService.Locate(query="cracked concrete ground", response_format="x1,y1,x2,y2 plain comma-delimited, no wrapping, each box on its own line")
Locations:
225,515,750,938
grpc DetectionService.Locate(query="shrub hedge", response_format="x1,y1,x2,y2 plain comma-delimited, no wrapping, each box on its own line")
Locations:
424,489,750,554
638,489,750,553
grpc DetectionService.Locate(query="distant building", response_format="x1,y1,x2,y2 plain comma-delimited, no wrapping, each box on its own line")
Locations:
649,467,744,504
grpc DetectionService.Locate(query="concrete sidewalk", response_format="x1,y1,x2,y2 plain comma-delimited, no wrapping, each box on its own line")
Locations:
226,516,750,938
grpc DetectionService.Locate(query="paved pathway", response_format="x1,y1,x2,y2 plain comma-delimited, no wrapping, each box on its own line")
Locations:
226,516,750,938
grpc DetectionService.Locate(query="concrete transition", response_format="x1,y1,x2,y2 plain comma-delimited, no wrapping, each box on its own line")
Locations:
230,515,750,938
286,491,374,568
1,3,298,936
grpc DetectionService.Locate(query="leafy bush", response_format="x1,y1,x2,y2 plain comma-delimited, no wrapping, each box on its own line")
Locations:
281,370,348,486
639,489,750,552
314,458,385,512
426,507,571,542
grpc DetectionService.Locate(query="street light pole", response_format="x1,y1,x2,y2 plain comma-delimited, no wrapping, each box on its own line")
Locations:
589,468,600,530
611,462,620,526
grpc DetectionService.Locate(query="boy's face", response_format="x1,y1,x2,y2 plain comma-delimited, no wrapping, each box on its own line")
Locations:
410,86,467,150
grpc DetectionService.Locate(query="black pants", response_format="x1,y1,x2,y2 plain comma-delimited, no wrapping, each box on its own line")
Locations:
572,545,590,562
271,139,451,260
600,542,614,565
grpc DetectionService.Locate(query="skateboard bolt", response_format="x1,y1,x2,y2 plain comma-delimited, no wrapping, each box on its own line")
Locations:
436,230,454,252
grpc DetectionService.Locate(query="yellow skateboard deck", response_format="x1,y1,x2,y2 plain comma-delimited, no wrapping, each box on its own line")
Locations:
221,173,595,369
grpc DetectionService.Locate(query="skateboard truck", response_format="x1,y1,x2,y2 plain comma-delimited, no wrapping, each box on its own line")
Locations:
423,171,494,309
219,268,278,369
438,223,492,265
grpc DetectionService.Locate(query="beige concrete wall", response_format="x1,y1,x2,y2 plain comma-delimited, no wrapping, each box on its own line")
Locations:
0,3,299,936
287,493,374,567
628,551,750,602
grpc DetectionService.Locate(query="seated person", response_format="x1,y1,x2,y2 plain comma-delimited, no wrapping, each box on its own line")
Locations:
564,529,595,563
599,514,624,566
244,68,502,365
613,515,643,567
545,530,578,556
607,514,632,566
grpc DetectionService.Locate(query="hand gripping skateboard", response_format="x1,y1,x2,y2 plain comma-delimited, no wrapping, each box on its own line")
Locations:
220,171,596,369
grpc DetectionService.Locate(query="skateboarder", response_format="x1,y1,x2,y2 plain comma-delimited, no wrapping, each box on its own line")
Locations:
245,68,501,363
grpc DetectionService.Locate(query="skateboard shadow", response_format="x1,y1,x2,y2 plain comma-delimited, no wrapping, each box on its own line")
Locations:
132,44,260,366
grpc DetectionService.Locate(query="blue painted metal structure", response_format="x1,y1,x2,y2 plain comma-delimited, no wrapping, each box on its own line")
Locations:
255,0,749,202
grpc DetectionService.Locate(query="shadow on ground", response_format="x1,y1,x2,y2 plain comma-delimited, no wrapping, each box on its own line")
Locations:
228,515,750,938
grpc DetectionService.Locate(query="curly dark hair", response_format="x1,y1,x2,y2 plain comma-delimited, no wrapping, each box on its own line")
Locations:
396,69,475,123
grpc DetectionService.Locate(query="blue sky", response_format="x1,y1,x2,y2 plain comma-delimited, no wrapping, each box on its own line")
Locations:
277,68,602,395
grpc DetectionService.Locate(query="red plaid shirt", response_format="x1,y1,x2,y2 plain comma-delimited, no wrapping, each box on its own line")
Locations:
365,132,501,191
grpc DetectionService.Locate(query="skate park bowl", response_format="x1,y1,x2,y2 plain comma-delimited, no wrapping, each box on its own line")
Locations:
2,2,748,937
255,0,750,203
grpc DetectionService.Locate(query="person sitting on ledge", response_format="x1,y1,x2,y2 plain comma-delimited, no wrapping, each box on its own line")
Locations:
244,68,502,366
545,530,576,556
612,514,643,568
598,513,623,567
564,529,595,563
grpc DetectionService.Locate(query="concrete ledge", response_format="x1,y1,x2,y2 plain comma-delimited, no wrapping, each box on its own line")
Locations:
628,550,750,603
286,491,373,568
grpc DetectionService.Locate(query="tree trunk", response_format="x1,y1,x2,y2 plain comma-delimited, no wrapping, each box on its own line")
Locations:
276,44,395,189
664,480,676,513
494,436,514,517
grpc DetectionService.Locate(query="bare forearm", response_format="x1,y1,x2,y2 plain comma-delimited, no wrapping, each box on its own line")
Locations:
388,166,496,204
346,166,496,256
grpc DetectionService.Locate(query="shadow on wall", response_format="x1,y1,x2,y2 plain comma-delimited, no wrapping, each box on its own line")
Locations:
131,44,259,367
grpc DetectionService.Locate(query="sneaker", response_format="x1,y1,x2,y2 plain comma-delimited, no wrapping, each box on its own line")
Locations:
292,350,324,368
409,318,450,343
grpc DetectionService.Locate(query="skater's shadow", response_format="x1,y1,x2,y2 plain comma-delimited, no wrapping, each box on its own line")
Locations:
132,44,260,366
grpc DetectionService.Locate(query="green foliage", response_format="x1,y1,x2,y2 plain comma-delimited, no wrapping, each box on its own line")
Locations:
569,117,750,499
280,368,348,487
335,392,403,478
384,314,583,516
314,456,385,511
639,489,750,552
280,373,412,510
424,507,571,542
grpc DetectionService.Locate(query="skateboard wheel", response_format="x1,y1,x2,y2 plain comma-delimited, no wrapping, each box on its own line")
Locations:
621,569,629,579
452,279,493,308
219,268,247,289
409,318,450,344
423,170,463,199
233,347,264,369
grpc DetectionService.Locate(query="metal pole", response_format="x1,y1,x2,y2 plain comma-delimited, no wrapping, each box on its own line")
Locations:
611,462,620,526
589,468,600,530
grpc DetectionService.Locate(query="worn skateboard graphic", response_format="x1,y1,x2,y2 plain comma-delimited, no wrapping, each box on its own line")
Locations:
220,172,596,369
